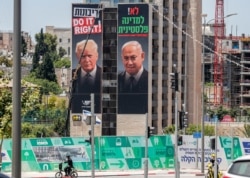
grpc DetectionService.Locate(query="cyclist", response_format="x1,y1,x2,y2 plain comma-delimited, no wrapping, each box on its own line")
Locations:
210,153,219,170
210,153,216,167
64,153,73,176
209,153,221,178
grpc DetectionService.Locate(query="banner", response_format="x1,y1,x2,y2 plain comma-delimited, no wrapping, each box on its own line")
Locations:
71,4,103,114
0,135,248,172
117,4,149,114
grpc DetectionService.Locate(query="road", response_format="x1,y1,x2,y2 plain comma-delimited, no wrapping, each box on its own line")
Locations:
82,175,205,178
4,170,209,178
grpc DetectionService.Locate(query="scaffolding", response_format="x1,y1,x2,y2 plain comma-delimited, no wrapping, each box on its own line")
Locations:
221,35,250,110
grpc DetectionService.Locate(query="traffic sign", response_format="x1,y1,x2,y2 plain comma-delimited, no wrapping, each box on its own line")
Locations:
193,132,201,138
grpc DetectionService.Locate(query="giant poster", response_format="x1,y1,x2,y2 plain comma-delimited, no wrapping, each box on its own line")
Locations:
117,4,149,114
71,4,103,114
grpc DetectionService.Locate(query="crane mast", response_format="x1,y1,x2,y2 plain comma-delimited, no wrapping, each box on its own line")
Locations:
214,0,225,104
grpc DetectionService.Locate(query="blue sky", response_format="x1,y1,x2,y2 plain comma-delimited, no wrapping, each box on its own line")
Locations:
202,0,249,36
0,0,249,39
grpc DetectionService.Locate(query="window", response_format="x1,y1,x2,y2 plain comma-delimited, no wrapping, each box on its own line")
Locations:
68,47,70,56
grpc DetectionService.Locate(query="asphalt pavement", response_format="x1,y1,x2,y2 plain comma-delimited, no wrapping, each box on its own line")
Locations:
2,169,221,178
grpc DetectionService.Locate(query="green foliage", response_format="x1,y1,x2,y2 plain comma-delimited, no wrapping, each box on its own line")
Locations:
21,123,55,138
20,81,41,116
207,106,230,120
0,75,66,140
216,106,229,120
31,28,59,82
21,35,27,56
52,117,66,136
38,96,66,123
229,107,239,118
0,70,4,78
205,82,214,87
24,73,62,95
204,125,215,136
0,79,41,139
184,124,214,136
163,125,175,134
0,56,12,67
163,124,215,136
54,57,71,68
0,87,12,138
184,124,200,135
242,124,250,137
58,47,67,58
36,53,57,82
22,123,37,138
21,94,67,137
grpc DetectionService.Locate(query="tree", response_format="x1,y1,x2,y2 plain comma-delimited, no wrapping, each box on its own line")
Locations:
0,79,40,165
36,53,57,82
163,125,175,134
21,35,27,56
21,94,67,137
54,57,71,68
31,28,59,82
32,29,47,72
58,47,67,58
24,75,62,95
163,124,215,136
0,56,12,67
207,106,229,121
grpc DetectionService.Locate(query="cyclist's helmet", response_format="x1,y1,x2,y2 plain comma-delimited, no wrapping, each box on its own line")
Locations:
66,152,70,158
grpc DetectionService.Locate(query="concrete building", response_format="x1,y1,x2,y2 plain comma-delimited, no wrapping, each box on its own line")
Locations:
0,31,33,56
45,26,71,58
202,20,250,121
222,36,250,112
69,0,202,136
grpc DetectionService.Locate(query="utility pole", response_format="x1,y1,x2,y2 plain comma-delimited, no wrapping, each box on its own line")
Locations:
214,118,218,178
12,0,22,177
174,81,179,178
90,94,95,178
171,64,180,178
144,113,148,178
201,13,207,174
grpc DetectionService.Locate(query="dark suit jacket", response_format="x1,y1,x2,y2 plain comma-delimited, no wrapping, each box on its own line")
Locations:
118,69,148,114
71,65,102,113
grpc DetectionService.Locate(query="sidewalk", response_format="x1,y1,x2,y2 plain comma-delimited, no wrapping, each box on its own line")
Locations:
3,169,210,177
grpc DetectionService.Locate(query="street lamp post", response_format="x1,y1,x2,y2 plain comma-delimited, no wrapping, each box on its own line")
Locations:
201,13,207,174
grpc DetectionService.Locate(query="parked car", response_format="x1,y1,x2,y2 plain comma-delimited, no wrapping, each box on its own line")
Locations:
223,155,250,178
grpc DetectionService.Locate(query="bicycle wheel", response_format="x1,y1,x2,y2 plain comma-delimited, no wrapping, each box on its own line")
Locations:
55,171,63,178
70,171,78,178
205,173,210,178
206,171,213,178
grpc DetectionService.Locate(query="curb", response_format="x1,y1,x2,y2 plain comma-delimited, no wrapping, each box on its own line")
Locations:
195,173,206,176
5,169,211,177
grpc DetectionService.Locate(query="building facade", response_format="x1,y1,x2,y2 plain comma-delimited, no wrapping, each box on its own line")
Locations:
222,36,250,112
0,31,33,56
45,26,72,58
68,0,202,136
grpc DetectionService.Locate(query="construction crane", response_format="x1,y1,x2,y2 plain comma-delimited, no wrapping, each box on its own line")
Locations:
214,0,225,104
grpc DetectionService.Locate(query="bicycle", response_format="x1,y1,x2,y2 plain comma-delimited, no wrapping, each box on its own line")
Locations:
205,162,223,178
55,162,78,178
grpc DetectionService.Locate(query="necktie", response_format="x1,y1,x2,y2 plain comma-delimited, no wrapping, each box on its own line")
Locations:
84,73,93,86
129,76,135,91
